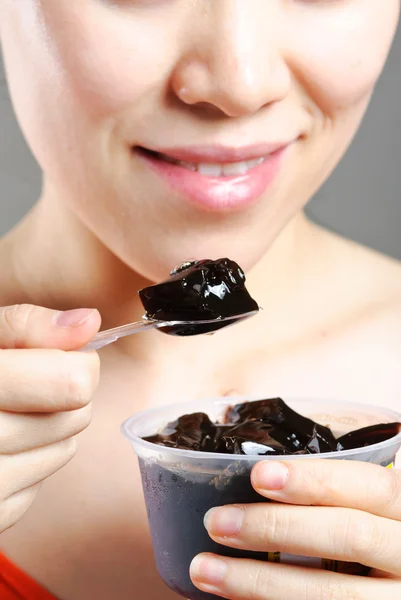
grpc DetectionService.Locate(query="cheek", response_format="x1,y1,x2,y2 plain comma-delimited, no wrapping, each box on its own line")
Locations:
42,4,178,120
0,3,64,173
1,1,182,206
287,2,399,114
2,2,180,161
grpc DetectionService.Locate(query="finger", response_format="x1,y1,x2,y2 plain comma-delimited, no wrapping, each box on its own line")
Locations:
204,503,401,576
0,483,42,533
0,349,99,412
0,404,92,454
0,304,101,350
190,554,399,600
251,459,401,520
0,437,77,499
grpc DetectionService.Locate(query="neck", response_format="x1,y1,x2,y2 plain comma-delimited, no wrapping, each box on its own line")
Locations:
0,190,323,356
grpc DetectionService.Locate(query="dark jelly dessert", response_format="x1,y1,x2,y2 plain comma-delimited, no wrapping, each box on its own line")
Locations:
143,397,401,456
336,422,401,450
144,412,220,452
138,258,259,336
224,397,339,454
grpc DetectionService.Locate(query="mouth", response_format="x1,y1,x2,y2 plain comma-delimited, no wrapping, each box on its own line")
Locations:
144,151,266,178
134,142,292,212
137,145,278,178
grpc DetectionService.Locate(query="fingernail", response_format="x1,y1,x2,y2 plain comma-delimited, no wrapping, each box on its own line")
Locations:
254,461,289,491
204,506,244,537
190,555,227,586
55,308,95,328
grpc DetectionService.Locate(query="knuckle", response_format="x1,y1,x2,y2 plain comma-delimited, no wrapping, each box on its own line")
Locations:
61,436,78,458
258,505,290,546
0,485,40,534
249,562,271,600
1,304,38,345
320,576,362,600
61,354,98,408
73,403,93,432
43,438,78,475
0,416,17,454
51,437,78,466
341,511,378,561
0,459,9,501
381,469,401,513
69,373,93,407
302,464,335,506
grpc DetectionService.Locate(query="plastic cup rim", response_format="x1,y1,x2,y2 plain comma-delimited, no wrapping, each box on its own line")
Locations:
121,396,401,462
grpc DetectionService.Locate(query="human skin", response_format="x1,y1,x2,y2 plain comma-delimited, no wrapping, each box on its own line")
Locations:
0,0,399,284
0,1,400,599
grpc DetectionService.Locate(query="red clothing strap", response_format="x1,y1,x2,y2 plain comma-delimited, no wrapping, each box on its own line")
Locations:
0,550,58,600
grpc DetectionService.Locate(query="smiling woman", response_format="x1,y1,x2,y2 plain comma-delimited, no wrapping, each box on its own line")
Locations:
1,0,398,277
0,1,400,600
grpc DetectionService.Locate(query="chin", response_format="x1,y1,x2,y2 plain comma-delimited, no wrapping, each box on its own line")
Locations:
118,230,269,284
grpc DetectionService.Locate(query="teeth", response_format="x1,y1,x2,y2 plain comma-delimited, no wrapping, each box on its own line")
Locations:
197,158,265,177
222,161,249,176
171,157,265,177
247,157,265,169
198,163,224,177
177,160,197,172
155,150,266,177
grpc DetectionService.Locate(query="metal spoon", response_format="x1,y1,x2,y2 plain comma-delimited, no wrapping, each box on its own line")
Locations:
82,310,258,352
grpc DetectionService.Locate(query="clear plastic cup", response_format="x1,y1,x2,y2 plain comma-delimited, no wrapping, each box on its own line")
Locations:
122,397,401,600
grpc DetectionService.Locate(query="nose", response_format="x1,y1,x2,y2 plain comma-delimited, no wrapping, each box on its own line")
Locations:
171,1,291,118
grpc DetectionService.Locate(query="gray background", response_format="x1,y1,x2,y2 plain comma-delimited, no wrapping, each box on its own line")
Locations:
1,27,400,259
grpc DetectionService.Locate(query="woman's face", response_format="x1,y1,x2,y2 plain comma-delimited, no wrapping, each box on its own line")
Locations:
0,0,399,280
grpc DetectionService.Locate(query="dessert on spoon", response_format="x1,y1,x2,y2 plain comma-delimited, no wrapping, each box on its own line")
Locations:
83,258,259,351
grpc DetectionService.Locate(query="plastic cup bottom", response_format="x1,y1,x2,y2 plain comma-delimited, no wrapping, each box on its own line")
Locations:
122,397,401,600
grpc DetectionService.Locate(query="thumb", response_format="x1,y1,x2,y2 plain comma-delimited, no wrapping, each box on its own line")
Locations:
0,305,101,350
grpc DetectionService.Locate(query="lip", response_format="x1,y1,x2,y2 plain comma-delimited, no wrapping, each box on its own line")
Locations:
134,142,292,212
145,143,289,164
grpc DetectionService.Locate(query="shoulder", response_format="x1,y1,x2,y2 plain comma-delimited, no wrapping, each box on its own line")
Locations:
301,228,401,406
317,227,401,309
310,225,401,355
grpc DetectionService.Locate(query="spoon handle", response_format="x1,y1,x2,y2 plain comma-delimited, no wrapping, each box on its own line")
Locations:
81,319,160,351
81,310,259,352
